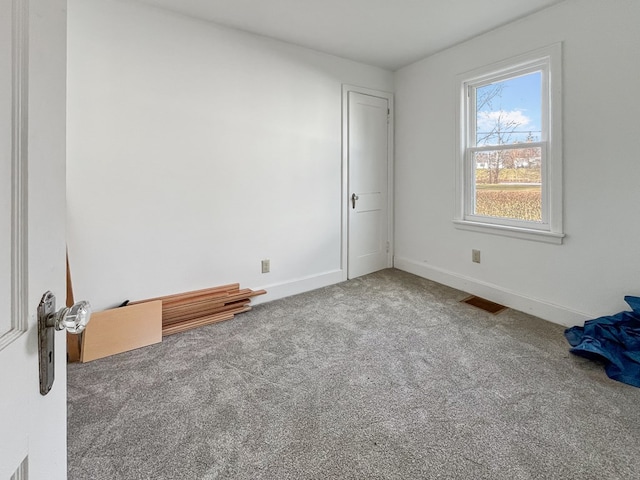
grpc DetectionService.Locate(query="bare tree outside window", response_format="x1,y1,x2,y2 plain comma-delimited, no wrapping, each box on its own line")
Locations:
472,73,543,221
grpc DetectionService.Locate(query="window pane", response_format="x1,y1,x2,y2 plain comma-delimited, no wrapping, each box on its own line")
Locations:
476,72,542,146
473,147,542,222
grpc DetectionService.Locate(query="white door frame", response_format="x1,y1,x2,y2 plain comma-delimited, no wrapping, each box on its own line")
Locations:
341,84,394,281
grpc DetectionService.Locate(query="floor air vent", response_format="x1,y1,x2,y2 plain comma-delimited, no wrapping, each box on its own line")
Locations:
461,295,507,315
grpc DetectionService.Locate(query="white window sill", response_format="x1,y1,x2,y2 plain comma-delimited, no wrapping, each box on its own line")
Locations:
453,220,565,244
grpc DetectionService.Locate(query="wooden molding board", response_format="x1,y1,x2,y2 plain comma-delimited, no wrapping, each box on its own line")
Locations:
162,312,236,336
162,306,252,336
161,304,254,335
131,284,240,306
162,300,250,325
134,284,266,337
80,300,162,363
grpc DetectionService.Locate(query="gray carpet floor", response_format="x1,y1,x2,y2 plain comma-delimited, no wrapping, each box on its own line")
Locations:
68,269,640,479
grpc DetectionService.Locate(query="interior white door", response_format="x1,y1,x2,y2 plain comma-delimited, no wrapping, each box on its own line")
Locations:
0,0,68,478
347,91,391,279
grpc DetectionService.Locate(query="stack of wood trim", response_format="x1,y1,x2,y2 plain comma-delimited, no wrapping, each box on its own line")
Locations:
132,284,266,336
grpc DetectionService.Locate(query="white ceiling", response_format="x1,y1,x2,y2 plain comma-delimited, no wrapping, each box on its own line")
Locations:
134,0,565,71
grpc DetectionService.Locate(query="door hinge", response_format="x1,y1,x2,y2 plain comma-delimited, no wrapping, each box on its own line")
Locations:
386,241,390,253
387,108,390,124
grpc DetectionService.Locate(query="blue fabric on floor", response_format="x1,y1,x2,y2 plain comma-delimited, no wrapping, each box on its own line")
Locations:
564,296,640,388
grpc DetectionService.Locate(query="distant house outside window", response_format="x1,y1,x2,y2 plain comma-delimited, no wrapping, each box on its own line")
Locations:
455,44,564,244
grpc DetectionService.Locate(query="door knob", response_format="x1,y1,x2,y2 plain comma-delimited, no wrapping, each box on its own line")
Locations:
38,291,92,395
45,297,92,333
351,193,359,209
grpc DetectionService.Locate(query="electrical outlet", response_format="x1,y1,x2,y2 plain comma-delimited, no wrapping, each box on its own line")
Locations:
472,249,481,264
261,259,270,273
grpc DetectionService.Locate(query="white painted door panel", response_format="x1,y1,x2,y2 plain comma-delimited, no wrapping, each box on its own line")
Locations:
347,91,389,279
1,0,12,338
0,0,68,478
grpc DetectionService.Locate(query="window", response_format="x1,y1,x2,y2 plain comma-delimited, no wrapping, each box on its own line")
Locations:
455,44,564,244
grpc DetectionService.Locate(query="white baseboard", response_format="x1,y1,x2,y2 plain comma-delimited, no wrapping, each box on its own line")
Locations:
394,256,590,328
253,269,345,306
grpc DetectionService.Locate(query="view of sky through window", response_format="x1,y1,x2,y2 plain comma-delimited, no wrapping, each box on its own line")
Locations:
476,72,542,146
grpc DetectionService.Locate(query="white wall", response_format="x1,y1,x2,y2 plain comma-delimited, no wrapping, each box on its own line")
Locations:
394,0,640,326
67,0,393,310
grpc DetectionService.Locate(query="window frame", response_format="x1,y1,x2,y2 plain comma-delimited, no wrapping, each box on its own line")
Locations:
454,44,564,244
